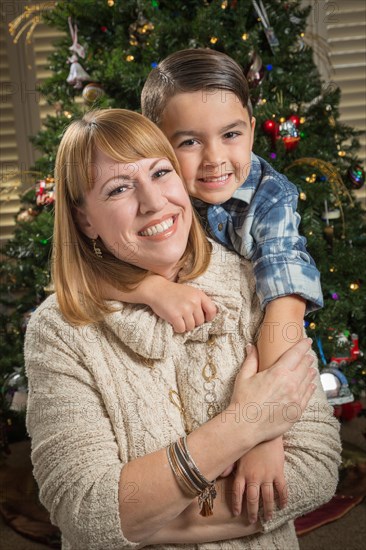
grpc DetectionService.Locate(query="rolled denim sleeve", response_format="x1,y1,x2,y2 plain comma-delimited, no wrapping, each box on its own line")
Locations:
228,177,323,314
251,185,323,313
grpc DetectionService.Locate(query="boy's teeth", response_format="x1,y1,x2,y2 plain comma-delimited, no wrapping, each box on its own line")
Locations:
140,217,174,236
202,174,229,182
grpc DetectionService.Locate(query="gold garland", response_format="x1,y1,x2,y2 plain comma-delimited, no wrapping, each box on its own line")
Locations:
9,2,56,44
0,170,44,201
285,158,354,238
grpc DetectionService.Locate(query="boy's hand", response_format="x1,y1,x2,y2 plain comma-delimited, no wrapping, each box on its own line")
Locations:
98,275,217,332
145,277,217,333
230,437,287,523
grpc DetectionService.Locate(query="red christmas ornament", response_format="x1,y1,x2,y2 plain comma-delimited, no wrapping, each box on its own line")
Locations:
288,114,300,128
282,136,301,152
101,26,108,32
36,178,55,206
263,114,302,152
262,119,278,137
340,400,363,421
333,405,342,418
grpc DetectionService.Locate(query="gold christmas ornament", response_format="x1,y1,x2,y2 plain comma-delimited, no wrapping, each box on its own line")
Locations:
82,82,105,104
129,12,154,47
350,282,360,291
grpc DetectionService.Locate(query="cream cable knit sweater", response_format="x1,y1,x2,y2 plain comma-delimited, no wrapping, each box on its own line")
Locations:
25,243,341,550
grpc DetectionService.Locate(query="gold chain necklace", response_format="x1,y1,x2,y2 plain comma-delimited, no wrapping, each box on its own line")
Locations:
202,335,219,419
136,336,221,428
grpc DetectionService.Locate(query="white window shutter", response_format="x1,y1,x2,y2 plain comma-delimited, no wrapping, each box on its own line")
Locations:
0,20,22,245
305,0,366,206
0,12,64,246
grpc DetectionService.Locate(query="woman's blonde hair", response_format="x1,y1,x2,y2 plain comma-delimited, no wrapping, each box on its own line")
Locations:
53,109,210,326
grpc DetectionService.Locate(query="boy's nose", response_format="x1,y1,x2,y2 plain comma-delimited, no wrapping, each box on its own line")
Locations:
202,142,224,168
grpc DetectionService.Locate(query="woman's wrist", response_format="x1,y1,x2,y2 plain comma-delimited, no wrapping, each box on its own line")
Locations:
186,408,255,483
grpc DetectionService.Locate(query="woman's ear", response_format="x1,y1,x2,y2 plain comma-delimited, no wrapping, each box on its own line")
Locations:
74,206,98,239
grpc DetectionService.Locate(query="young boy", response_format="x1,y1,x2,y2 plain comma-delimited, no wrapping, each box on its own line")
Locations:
106,49,323,523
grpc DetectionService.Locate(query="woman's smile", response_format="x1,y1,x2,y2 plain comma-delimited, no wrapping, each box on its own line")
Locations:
138,213,177,237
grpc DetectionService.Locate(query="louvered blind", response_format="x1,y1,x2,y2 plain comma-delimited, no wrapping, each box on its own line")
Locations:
327,1,366,175
306,0,366,206
33,23,65,122
0,20,21,245
0,16,64,247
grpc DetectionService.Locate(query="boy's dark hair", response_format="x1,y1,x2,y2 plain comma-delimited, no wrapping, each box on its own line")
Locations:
141,48,253,125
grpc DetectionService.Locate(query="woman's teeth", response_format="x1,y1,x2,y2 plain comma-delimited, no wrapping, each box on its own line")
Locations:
139,217,174,236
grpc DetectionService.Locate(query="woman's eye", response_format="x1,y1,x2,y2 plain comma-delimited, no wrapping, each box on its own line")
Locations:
108,185,128,197
153,168,172,179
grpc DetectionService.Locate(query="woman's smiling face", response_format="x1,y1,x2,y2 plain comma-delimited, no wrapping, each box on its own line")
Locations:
76,148,193,280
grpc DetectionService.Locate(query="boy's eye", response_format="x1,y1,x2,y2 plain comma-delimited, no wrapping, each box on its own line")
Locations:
223,131,241,139
178,138,199,148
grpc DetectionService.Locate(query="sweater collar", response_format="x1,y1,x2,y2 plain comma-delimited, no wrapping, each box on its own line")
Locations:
103,241,242,361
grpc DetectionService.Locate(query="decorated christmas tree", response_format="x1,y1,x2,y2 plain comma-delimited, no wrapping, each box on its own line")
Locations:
1,0,365,455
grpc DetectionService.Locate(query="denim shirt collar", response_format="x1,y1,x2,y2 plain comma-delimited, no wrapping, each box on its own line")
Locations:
230,152,262,205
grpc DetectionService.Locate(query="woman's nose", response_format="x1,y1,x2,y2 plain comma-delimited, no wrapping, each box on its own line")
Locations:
138,183,168,215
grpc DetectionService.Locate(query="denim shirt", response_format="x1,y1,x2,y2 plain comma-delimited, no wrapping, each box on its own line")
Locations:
193,153,323,314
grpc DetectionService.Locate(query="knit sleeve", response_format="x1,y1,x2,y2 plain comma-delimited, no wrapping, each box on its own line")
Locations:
260,351,341,533
24,300,139,550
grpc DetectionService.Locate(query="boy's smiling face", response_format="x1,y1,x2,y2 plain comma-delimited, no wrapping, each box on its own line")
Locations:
160,90,255,205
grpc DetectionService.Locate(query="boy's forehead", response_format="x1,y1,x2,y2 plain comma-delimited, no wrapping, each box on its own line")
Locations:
160,90,251,135
165,89,243,107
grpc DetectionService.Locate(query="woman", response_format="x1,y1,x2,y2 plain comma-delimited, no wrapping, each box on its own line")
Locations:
25,109,341,550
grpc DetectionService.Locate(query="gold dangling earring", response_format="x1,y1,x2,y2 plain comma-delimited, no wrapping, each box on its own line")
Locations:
92,238,103,258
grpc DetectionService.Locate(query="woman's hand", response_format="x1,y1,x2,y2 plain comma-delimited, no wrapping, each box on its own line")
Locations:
228,339,317,445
